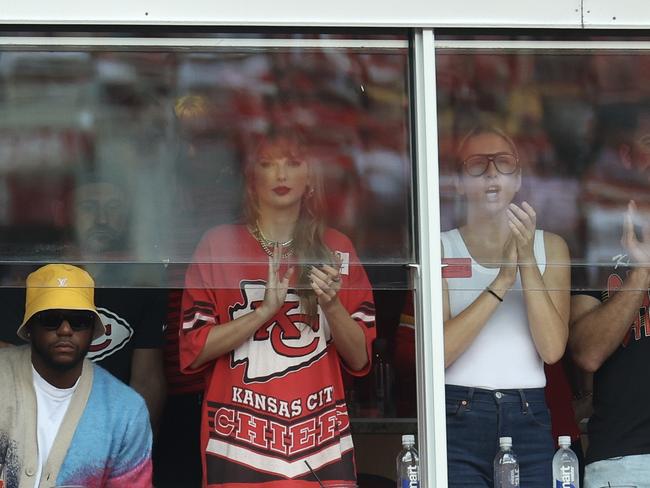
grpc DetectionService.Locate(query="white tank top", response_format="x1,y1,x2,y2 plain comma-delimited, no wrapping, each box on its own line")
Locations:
442,228,547,389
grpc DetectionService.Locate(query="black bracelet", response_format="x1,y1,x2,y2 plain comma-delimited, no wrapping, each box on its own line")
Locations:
485,287,503,302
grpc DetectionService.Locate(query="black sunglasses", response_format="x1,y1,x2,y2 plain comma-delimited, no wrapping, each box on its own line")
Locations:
34,310,95,332
462,152,519,176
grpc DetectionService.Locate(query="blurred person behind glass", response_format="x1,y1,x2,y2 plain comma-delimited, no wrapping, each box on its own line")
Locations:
154,94,243,488
442,125,570,487
570,100,650,487
178,124,377,487
71,174,167,437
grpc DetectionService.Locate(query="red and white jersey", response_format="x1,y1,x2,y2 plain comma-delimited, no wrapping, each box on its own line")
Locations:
179,225,376,488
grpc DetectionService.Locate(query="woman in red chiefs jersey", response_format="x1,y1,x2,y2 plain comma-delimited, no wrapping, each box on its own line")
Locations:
442,126,570,487
179,126,376,488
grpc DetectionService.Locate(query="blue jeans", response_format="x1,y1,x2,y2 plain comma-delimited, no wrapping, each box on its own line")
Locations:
584,454,650,488
446,385,554,488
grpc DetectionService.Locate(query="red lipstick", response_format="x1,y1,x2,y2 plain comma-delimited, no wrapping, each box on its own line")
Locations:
273,186,290,195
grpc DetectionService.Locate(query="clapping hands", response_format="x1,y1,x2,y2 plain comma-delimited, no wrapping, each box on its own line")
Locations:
507,201,537,263
622,200,650,268
309,255,343,309
258,244,294,320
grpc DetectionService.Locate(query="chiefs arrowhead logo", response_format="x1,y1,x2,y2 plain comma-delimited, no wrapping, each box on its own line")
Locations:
230,280,330,383
88,307,134,361
253,301,320,357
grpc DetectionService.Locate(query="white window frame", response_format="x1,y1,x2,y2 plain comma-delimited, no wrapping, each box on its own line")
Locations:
1,26,650,488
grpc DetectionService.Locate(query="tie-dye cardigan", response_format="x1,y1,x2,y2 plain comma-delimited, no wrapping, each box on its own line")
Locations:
0,345,152,488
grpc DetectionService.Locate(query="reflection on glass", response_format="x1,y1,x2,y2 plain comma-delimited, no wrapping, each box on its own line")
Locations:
437,46,650,488
0,34,413,488
0,41,412,290
74,180,129,258
439,125,570,486
436,50,650,287
178,124,377,485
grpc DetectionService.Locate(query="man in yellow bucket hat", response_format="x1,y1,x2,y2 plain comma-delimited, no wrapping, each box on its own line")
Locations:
0,263,153,488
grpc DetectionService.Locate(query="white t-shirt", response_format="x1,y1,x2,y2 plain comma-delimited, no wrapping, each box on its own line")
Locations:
32,366,78,487
442,228,547,389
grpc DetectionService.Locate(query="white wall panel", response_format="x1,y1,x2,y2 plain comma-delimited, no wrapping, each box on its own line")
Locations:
0,0,582,28
583,0,650,29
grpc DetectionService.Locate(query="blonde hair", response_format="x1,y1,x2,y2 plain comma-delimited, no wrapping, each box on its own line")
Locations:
456,125,520,171
174,95,209,121
243,129,333,322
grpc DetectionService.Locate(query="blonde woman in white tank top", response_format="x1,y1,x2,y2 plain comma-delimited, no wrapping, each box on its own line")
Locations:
443,127,570,488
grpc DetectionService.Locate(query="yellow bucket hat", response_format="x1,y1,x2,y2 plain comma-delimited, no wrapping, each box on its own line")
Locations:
18,264,105,341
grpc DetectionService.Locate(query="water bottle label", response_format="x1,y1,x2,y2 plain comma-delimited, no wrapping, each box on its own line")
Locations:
400,465,419,488
401,480,419,488
555,481,576,488
510,468,520,486
555,464,576,488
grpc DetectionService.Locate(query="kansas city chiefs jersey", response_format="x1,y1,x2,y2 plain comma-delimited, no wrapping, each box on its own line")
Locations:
179,225,376,487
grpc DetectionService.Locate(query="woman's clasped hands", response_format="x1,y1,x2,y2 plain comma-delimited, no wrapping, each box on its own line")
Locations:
494,201,538,295
258,243,294,320
309,256,343,309
506,201,537,264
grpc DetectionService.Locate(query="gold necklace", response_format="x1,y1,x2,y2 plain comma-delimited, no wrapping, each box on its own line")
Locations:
250,224,295,258
256,221,294,247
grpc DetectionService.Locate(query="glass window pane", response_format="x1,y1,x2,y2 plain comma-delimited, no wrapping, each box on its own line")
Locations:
436,36,650,487
0,35,413,290
0,31,416,488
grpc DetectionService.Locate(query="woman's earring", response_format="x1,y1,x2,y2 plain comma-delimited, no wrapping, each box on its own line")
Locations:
306,186,315,199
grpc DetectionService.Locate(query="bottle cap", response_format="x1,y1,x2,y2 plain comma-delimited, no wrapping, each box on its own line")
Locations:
558,435,571,446
498,436,512,448
402,434,415,445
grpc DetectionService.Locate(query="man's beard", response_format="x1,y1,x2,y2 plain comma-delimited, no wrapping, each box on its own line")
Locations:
32,341,91,372
81,224,125,255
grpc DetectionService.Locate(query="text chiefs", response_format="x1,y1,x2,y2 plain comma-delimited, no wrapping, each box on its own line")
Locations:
212,385,349,455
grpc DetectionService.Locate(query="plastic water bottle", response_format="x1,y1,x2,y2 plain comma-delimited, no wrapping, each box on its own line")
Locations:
552,435,579,488
396,434,419,488
493,436,520,487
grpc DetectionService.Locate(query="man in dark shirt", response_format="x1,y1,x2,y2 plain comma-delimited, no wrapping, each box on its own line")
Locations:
570,100,650,486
